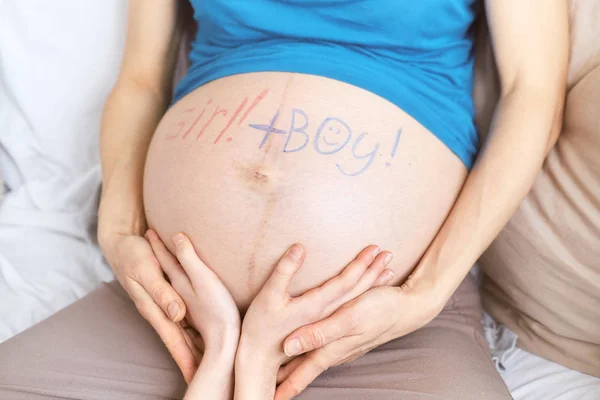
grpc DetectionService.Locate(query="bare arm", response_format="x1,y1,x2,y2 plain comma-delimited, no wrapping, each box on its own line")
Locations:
273,3,570,397
147,230,241,400
184,353,235,400
411,0,569,303
98,0,180,240
97,0,201,383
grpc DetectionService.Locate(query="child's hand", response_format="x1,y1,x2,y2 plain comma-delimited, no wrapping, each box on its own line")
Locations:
237,243,394,369
146,229,241,358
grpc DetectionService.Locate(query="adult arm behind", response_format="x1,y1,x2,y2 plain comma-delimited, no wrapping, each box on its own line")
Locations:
413,0,569,299
274,2,570,397
97,0,198,383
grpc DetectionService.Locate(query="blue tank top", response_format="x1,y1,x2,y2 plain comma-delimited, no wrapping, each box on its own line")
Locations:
174,0,481,168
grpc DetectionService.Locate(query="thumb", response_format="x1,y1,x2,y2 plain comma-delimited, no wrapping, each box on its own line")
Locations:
283,307,353,357
262,244,305,295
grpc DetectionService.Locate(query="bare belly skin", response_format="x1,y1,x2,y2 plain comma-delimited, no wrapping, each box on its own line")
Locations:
143,72,468,311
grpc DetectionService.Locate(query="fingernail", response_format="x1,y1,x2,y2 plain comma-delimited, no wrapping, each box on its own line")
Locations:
167,301,180,321
372,246,381,258
288,244,303,261
384,253,393,265
173,233,185,246
382,269,396,284
284,338,302,356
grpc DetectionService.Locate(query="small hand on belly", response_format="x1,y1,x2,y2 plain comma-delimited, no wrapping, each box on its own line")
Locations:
146,228,395,399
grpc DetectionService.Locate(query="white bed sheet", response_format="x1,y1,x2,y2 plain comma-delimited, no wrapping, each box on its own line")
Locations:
500,348,600,400
0,0,126,341
483,312,600,399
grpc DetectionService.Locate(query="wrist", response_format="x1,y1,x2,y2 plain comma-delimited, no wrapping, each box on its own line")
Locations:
97,191,147,244
204,327,240,360
235,334,280,373
389,270,447,338
408,251,467,310
98,161,147,234
203,344,237,367
185,346,235,400
234,341,279,400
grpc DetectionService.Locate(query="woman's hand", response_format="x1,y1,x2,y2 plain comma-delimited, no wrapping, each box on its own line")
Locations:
147,229,240,400
146,229,241,356
235,244,395,400
274,277,442,400
98,231,196,382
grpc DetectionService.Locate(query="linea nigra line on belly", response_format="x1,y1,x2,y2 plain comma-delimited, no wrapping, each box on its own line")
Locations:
247,190,279,292
246,80,293,288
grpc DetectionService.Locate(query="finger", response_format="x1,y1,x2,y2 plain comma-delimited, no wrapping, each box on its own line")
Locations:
172,233,210,277
172,233,223,290
274,352,330,400
276,338,355,400
276,355,307,384
322,252,394,315
179,323,203,364
283,306,353,357
126,279,197,383
261,244,305,295
373,267,396,287
146,229,187,282
298,245,380,312
180,317,205,353
131,250,186,323
171,233,233,293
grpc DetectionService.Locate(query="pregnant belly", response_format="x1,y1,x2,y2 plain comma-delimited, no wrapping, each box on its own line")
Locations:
144,72,467,311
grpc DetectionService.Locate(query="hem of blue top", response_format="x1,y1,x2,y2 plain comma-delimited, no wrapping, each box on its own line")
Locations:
173,59,478,169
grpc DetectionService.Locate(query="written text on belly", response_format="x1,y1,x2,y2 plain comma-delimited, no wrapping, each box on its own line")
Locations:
165,88,403,177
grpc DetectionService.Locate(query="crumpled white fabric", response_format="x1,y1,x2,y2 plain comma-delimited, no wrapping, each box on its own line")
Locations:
482,312,519,372
483,313,600,400
0,0,127,342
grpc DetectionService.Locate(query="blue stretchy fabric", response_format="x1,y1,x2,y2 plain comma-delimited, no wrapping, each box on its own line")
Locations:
174,0,481,168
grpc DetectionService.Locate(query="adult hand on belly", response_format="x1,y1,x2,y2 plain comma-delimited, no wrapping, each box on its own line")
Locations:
274,274,443,400
99,231,196,382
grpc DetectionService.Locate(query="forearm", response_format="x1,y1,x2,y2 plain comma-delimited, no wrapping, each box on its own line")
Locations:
98,81,168,240
411,86,564,302
185,347,236,400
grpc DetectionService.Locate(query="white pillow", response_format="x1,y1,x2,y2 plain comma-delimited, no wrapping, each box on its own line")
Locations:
0,0,127,236
0,0,127,341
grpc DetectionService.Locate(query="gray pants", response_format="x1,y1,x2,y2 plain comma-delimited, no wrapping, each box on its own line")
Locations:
0,275,512,399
